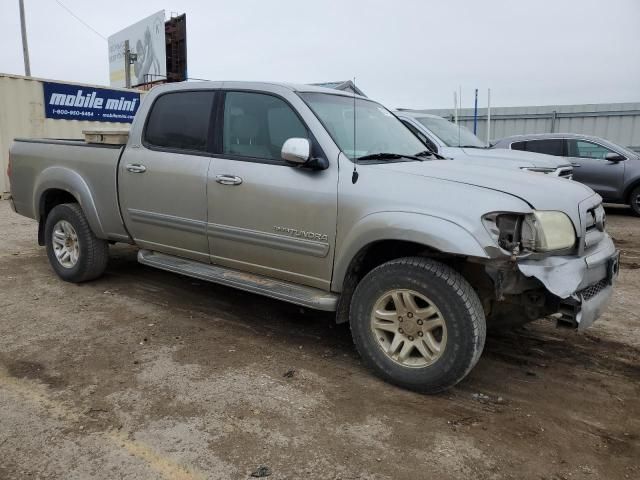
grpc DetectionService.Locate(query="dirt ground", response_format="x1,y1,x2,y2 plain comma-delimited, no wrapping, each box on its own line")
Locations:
0,200,638,480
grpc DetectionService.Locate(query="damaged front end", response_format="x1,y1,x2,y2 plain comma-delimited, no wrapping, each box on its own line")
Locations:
481,197,619,330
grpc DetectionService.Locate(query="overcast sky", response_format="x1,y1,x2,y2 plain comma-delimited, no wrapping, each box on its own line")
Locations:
1,0,639,109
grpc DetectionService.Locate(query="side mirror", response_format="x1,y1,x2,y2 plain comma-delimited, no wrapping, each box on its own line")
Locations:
281,138,310,164
605,152,626,162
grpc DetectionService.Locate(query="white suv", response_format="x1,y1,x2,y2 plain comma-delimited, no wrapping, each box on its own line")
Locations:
395,111,573,178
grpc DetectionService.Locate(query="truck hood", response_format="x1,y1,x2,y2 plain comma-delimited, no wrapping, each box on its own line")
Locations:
443,146,570,169
376,160,596,225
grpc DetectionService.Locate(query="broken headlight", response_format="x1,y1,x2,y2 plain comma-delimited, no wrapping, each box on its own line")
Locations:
483,211,576,254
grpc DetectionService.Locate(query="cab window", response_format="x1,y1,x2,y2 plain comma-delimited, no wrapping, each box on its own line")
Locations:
144,91,215,152
222,92,308,162
511,139,564,156
567,140,618,160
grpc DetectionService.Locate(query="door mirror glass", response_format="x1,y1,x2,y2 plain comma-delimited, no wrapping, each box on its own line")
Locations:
281,138,310,164
605,152,625,162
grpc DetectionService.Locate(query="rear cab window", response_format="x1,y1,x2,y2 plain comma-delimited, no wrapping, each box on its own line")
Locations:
144,91,216,153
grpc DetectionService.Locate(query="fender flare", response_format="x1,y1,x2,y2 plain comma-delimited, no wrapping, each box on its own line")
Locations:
331,211,490,291
33,166,106,238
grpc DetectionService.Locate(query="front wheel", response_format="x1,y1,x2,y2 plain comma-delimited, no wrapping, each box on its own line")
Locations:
44,203,109,282
629,185,640,217
349,257,486,393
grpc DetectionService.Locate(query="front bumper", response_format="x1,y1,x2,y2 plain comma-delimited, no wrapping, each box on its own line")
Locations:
517,235,619,330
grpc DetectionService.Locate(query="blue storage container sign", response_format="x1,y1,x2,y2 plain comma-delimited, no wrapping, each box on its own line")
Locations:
42,82,140,123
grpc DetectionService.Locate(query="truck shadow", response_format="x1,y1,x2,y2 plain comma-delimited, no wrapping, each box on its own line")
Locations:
103,243,640,395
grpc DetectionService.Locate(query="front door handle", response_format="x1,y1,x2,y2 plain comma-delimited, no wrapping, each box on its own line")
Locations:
215,174,243,186
126,164,147,173
571,163,581,167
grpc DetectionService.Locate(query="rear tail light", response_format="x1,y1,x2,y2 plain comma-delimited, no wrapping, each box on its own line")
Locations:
7,151,12,179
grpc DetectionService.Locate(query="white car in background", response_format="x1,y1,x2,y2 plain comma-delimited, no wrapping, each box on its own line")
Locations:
394,111,573,178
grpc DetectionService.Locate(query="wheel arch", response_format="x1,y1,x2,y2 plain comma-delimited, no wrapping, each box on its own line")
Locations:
623,177,640,204
331,212,491,324
332,212,489,292
37,188,78,245
33,167,105,244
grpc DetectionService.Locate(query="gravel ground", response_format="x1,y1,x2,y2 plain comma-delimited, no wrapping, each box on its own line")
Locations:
0,200,638,480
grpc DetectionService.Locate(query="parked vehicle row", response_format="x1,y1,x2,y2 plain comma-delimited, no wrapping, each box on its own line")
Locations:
394,109,640,216
493,133,640,215
8,82,619,393
394,111,574,178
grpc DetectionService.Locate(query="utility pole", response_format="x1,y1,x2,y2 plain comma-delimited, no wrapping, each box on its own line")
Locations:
453,91,458,126
123,40,138,88
486,88,491,144
19,0,31,76
473,88,479,135
124,40,131,88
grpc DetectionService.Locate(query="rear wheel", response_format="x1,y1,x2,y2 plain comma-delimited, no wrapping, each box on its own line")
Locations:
349,257,486,393
629,185,640,217
44,203,109,282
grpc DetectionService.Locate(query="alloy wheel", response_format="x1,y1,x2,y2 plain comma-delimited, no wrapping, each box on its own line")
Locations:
370,289,447,368
51,220,80,268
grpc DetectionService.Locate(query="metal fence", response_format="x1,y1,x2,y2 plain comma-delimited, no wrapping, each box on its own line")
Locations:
415,103,640,152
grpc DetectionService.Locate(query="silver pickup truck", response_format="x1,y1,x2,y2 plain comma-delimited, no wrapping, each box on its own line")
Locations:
8,81,619,393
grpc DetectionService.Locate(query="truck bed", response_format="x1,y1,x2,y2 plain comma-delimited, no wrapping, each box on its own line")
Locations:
9,138,130,242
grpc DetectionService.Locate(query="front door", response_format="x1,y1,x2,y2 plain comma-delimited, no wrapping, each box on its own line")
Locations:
119,90,216,262
565,139,625,201
207,90,338,290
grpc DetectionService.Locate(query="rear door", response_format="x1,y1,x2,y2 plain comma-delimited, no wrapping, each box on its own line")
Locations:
564,139,625,200
119,90,216,261
207,90,338,290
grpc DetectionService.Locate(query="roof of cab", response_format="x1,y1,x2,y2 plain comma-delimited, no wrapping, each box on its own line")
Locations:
147,80,369,100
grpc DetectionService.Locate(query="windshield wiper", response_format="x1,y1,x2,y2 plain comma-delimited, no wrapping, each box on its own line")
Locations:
458,145,487,149
415,150,445,160
356,152,424,162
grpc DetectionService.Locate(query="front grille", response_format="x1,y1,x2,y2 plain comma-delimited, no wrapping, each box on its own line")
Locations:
578,278,608,301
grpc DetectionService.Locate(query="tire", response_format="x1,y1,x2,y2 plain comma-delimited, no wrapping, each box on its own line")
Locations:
629,185,640,217
44,203,109,283
349,257,486,394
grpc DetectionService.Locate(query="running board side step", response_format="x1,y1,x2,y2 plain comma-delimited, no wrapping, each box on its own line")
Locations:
137,249,338,311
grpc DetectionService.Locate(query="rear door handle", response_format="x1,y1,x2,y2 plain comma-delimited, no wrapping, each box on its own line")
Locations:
215,174,243,186
126,164,147,173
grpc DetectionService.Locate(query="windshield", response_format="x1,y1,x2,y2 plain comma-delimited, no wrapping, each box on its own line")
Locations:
416,116,486,148
300,93,427,160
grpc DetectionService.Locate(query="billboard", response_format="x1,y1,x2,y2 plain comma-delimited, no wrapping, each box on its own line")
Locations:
108,11,166,88
165,14,188,83
43,82,141,123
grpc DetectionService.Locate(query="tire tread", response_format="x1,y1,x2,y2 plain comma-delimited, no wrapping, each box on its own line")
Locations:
350,256,486,393
45,203,108,282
